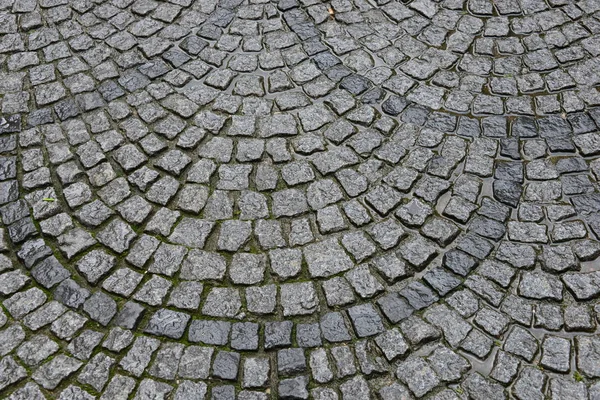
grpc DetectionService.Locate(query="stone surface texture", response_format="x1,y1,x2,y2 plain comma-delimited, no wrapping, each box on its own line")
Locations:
0,0,600,398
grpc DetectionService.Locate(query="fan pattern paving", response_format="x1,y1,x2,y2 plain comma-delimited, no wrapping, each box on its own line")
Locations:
1,0,600,398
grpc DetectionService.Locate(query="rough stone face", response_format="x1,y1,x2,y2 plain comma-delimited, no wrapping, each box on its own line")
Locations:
397,357,440,397
519,271,563,301
100,375,136,400
512,367,546,400
348,304,384,337
463,373,506,400
180,250,226,281
16,334,59,367
77,352,115,392
202,288,242,318
490,350,520,384
563,272,600,300
303,239,354,278
212,351,241,381
173,381,208,400
374,328,409,362
297,323,322,348
83,292,117,326
23,301,67,331
32,355,83,390
119,337,160,378
428,346,470,382
280,282,319,316
0,356,27,391
424,304,472,347
10,382,49,400
178,346,213,380
320,312,352,343
144,309,191,339
540,336,570,373
505,326,538,362
243,357,270,388
577,336,600,378
279,376,309,400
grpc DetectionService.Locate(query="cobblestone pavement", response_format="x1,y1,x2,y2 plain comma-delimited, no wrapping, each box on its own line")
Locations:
1,0,600,398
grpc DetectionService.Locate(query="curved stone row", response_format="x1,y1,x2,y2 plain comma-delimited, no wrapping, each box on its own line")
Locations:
285,0,600,115
0,0,599,399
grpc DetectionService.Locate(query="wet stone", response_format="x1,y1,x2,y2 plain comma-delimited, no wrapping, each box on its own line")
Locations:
424,304,472,347
377,293,415,324
397,357,440,398
460,329,493,359
83,292,117,326
400,281,439,310
400,316,441,346
428,346,470,382
519,271,563,301
278,376,309,400
189,320,231,346
265,321,293,349
144,309,190,339
212,351,240,381
490,350,520,384
512,367,546,400
320,312,352,343
16,334,59,367
549,378,588,400
577,336,600,378
32,355,82,390
540,336,570,372
463,373,506,400
297,323,322,348
505,326,538,362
